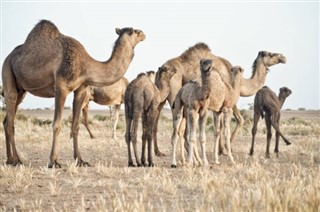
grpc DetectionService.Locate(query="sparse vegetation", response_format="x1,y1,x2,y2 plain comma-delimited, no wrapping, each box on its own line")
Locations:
0,109,319,211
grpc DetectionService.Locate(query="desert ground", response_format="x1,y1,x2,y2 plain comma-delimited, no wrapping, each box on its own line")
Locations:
0,108,319,211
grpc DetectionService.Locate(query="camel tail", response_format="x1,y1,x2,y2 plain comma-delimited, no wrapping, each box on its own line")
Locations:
259,106,265,119
125,102,133,120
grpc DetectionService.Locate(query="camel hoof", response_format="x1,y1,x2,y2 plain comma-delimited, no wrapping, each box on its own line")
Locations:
48,161,62,169
219,150,228,156
6,159,23,166
171,164,177,168
77,161,91,167
249,151,254,156
285,140,291,145
149,163,155,167
215,161,220,165
265,154,271,158
128,163,136,167
155,151,166,157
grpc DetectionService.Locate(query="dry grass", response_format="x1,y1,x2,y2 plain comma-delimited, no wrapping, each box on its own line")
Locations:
0,109,319,211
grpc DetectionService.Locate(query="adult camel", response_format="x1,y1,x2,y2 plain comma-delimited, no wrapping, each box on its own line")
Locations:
2,20,145,167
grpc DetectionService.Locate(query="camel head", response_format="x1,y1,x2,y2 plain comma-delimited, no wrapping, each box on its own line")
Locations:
231,66,244,75
200,59,213,73
146,70,156,83
258,51,287,68
279,87,292,99
156,66,177,81
115,27,146,47
231,66,244,83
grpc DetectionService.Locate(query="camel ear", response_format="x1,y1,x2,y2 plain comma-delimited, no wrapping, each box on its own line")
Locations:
259,51,267,57
128,28,134,35
116,28,121,35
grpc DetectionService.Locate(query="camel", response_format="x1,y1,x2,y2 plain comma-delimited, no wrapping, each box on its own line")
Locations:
2,20,145,167
171,59,213,167
153,43,287,156
250,86,292,158
75,77,129,139
125,67,176,167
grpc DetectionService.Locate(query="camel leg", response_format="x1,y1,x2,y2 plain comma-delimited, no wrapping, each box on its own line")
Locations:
82,104,95,139
183,108,200,164
179,118,187,166
230,105,245,143
199,109,209,166
274,115,281,158
125,105,134,167
152,101,166,157
2,58,26,166
3,90,25,165
49,88,68,168
146,108,157,167
250,111,260,156
265,114,272,158
213,112,222,165
187,109,199,165
270,112,291,145
131,111,142,167
171,108,183,168
141,113,148,166
112,104,120,139
223,108,235,164
218,116,227,155
71,86,90,167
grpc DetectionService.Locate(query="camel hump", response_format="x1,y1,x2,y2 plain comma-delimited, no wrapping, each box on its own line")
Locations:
26,19,60,41
180,42,211,61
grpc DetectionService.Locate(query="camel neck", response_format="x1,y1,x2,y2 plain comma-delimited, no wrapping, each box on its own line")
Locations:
278,96,286,109
200,72,212,100
86,37,134,87
157,79,171,103
240,61,267,97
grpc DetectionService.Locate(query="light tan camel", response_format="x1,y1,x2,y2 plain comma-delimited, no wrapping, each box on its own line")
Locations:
124,68,176,167
170,59,213,167
172,61,244,165
250,86,292,158
153,44,286,156
75,77,129,139
211,65,244,164
2,20,145,167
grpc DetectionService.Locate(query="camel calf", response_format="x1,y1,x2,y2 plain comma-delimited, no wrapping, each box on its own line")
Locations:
250,86,292,158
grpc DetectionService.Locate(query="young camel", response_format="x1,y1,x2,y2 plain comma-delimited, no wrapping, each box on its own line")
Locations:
250,86,292,158
75,77,129,139
171,59,213,167
171,59,244,166
77,72,155,140
125,68,175,167
2,20,145,167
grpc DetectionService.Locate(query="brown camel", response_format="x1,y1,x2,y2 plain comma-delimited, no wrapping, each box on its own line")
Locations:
171,59,213,167
153,44,286,156
124,67,176,167
2,20,145,167
76,77,129,139
250,86,292,158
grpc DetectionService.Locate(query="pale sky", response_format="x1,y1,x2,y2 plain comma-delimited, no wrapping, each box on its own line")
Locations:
1,1,319,110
